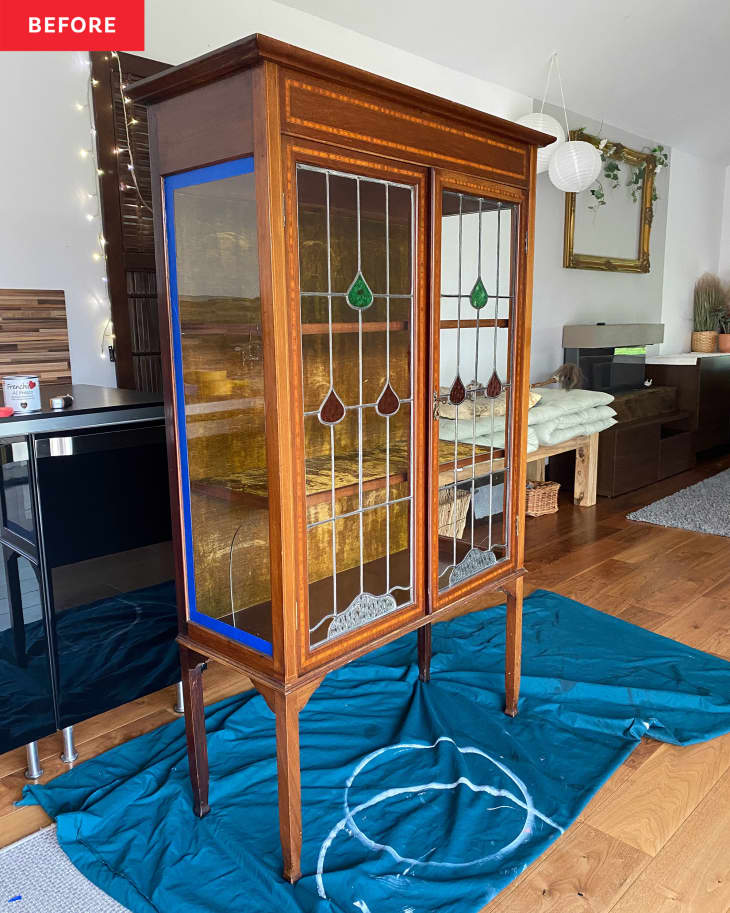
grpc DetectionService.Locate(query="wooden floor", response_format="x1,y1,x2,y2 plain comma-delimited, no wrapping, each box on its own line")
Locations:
1,450,729,912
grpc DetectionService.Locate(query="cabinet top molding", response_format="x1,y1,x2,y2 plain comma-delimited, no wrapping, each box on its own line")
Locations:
127,33,553,151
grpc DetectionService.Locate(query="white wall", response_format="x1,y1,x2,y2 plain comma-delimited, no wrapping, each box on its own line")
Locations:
718,165,730,282
1,2,727,383
0,1,528,387
143,0,530,119
660,149,726,354
0,52,115,386
530,105,670,380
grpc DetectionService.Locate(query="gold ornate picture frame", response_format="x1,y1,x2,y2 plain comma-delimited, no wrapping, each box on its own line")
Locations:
563,131,656,273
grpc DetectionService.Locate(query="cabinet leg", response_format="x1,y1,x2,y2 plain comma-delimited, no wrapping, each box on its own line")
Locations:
251,678,322,884
504,577,523,717
273,690,303,883
418,624,432,682
25,741,43,780
60,726,78,764
180,644,209,818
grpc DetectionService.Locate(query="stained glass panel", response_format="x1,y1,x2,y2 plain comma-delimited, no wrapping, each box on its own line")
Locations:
297,163,415,648
436,188,517,593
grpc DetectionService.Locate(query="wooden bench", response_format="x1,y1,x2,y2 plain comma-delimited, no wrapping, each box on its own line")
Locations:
437,432,600,508
525,432,599,507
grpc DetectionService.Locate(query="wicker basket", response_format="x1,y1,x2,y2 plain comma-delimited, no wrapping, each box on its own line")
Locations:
691,330,718,353
438,488,471,538
525,480,560,517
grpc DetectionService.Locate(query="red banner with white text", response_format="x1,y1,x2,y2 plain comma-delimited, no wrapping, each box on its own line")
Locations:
0,0,144,50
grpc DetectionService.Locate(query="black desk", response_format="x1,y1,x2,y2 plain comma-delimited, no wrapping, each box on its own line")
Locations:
0,384,178,760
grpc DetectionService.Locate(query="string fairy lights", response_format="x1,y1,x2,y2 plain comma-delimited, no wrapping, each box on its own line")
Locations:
111,50,152,214
74,52,113,361
74,50,151,362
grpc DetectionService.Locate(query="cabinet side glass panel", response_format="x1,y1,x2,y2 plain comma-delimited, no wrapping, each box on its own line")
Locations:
437,190,517,592
297,164,415,648
164,158,273,655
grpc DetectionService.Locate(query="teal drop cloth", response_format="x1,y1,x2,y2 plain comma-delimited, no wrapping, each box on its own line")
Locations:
21,590,730,913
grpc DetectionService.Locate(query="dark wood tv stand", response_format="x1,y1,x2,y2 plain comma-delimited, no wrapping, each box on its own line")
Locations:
596,405,695,498
547,386,696,499
646,354,730,453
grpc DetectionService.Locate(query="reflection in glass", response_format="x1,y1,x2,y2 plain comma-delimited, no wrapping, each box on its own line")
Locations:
437,190,517,591
0,440,36,542
297,164,415,647
0,550,55,752
166,158,273,654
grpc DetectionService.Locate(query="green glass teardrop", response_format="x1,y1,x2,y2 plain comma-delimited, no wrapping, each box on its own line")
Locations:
347,271,374,310
469,276,489,310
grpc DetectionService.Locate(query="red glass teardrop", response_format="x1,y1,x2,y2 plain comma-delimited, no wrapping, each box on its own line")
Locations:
486,370,502,398
376,381,400,417
449,375,466,406
318,387,346,425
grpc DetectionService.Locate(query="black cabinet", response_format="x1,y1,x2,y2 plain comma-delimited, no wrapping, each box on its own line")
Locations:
647,355,730,453
0,420,179,755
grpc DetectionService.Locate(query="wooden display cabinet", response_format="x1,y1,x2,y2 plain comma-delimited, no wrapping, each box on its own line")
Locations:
129,35,548,883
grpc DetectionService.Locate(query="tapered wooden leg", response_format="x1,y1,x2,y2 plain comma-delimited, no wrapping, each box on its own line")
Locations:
418,623,432,682
504,576,523,717
250,677,322,884
179,644,209,817
273,690,303,883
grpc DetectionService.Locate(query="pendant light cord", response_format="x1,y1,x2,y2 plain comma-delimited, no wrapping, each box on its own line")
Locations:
538,52,572,140
553,53,572,139
538,53,556,114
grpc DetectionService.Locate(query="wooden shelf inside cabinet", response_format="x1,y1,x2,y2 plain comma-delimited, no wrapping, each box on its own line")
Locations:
192,439,503,508
181,323,261,336
181,319,506,337
301,321,409,336
440,319,509,330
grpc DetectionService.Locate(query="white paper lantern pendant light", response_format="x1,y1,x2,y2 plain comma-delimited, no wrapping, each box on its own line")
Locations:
520,53,601,193
549,140,601,192
517,112,565,174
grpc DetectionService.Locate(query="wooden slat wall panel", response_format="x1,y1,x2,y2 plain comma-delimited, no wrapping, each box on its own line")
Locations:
91,51,170,391
111,68,156,256
126,268,161,392
0,289,71,383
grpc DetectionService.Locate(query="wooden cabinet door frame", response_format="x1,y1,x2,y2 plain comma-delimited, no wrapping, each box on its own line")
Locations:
282,138,429,675
428,169,531,611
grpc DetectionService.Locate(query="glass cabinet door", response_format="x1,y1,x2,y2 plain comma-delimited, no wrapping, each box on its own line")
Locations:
295,162,418,649
433,183,519,598
164,157,273,656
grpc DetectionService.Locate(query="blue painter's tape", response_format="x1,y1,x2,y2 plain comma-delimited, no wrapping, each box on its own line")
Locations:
164,157,273,657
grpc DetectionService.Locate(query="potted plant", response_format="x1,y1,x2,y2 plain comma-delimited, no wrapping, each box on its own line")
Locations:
719,291,730,353
692,273,725,353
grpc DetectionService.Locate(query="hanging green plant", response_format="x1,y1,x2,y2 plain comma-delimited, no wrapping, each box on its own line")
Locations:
627,162,646,203
588,150,621,211
574,128,669,213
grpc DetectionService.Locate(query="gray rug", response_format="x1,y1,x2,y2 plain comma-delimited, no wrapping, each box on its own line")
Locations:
627,468,730,537
0,826,128,913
